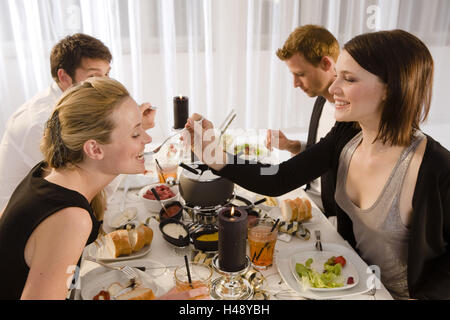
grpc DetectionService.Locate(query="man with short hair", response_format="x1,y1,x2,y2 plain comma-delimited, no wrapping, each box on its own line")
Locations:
0,33,156,209
266,25,339,213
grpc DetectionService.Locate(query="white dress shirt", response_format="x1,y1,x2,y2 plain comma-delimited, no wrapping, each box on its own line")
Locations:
0,82,123,210
304,100,336,211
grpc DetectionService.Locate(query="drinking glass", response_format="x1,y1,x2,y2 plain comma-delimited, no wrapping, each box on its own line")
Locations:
248,219,278,270
174,262,212,299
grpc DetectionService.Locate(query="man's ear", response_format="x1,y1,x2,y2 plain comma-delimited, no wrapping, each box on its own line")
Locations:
320,56,333,72
83,139,105,160
57,69,74,91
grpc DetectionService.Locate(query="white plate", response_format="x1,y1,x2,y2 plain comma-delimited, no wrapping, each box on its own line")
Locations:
289,250,359,292
80,268,161,300
87,237,152,262
277,242,373,300
104,207,138,229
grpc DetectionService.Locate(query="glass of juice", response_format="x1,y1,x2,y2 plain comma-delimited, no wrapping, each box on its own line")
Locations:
248,219,278,270
174,262,212,299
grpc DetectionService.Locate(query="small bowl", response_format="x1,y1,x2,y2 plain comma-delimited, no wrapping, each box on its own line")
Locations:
139,183,179,212
159,201,183,221
191,225,219,252
159,218,190,247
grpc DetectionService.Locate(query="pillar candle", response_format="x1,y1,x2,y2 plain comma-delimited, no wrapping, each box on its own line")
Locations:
218,206,248,272
173,96,189,129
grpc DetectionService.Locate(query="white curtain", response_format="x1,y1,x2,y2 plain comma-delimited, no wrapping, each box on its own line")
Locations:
1,0,449,146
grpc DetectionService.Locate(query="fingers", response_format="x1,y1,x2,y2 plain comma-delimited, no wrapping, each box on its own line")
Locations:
266,129,273,151
140,102,157,130
156,286,210,300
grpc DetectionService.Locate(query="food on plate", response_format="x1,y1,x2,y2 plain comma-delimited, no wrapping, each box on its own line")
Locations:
129,224,154,252
257,196,277,207
143,185,176,200
104,224,153,257
233,143,264,156
93,281,155,300
162,222,188,239
280,197,312,222
295,255,352,289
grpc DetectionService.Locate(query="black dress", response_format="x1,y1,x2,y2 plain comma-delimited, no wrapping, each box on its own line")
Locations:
0,162,100,299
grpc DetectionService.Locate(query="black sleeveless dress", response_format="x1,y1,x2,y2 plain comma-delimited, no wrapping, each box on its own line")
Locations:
0,162,100,299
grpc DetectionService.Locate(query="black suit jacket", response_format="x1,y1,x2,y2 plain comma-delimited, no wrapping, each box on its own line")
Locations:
305,96,335,218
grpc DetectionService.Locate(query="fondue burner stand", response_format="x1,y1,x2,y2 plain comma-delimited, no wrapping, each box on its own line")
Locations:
183,194,254,231
210,255,253,300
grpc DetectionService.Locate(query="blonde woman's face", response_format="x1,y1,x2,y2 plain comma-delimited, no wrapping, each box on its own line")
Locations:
102,96,152,175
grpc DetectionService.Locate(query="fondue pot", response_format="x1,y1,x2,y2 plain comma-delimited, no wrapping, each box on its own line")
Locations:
178,162,234,208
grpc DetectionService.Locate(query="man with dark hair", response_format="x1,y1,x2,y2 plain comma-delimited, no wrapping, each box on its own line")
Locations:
266,25,338,213
0,33,156,209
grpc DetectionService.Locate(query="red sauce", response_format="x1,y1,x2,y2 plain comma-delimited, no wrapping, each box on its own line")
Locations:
163,204,181,218
143,185,175,200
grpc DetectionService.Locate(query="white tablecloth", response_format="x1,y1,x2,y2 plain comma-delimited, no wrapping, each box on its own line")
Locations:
77,174,393,301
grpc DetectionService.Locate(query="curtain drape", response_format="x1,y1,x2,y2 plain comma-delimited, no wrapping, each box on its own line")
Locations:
1,0,449,146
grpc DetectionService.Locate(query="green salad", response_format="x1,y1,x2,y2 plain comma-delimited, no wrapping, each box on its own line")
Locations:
295,257,344,289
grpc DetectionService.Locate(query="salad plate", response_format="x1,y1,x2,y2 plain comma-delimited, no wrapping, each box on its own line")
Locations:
277,242,374,299
289,250,359,292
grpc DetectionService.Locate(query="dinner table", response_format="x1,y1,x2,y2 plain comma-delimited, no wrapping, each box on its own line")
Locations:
73,161,393,301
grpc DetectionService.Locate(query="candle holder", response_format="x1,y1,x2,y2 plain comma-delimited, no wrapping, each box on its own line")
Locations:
210,254,253,300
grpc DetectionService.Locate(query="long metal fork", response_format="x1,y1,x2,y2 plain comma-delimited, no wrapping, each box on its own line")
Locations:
84,256,139,282
144,128,187,156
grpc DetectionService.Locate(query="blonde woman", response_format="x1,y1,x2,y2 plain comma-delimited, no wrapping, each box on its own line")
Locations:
0,78,207,300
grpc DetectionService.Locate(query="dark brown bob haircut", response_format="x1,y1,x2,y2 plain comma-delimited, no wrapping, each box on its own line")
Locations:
344,29,433,146
50,33,112,83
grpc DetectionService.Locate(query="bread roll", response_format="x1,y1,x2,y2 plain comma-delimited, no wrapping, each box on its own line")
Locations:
280,197,312,223
104,230,132,258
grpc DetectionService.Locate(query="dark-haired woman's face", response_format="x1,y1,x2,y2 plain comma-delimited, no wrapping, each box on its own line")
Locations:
329,50,386,128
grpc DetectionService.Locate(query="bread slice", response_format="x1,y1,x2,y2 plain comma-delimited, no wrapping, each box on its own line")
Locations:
280,198,312,223
116,286,155,300
104,229,132,258
129,224,154,252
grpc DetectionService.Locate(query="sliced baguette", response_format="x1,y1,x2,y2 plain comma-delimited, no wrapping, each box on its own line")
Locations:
104,229,132,258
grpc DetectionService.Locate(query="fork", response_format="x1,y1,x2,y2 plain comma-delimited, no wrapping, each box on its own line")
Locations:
144,128,187,156
315,230,323,251
84,256,139,283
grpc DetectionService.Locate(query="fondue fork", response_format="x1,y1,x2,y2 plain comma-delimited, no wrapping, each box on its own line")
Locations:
144,128,187,156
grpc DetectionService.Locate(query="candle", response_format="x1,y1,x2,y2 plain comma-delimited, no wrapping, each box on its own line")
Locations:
218,206,248,272
173,95,189,129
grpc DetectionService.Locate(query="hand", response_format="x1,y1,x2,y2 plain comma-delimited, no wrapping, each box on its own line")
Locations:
266,129,289,151
140,103,157,130
156,286,210,300
266,129,302,155
184,113,226,171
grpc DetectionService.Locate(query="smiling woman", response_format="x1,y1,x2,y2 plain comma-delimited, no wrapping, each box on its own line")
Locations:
186,29,450,300
0,77,152,299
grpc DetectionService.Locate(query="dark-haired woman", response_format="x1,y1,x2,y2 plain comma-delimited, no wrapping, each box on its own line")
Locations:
185,30,450,299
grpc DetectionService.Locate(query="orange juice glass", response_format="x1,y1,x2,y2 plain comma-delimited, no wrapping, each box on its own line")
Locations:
248,219,278,270
174,263,212,300
157,163,178,183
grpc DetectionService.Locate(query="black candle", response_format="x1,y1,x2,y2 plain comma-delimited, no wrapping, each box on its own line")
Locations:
218,206,248,272
173,96,189,129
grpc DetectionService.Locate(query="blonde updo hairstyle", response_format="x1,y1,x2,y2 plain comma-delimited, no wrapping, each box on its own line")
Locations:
41,77,130,220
